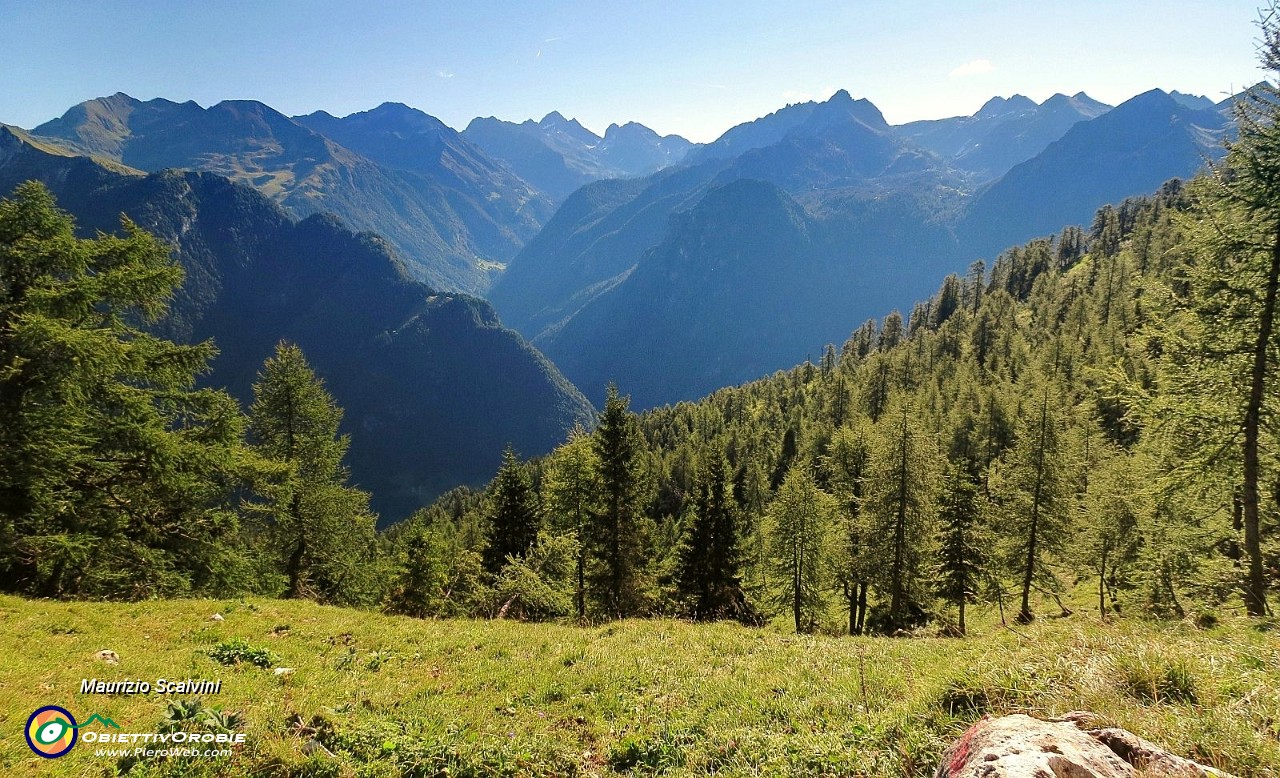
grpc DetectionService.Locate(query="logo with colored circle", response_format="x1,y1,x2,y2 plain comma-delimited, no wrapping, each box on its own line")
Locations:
25,706,77,758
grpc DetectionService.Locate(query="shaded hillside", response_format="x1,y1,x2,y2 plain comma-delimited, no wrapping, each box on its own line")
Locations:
537,179,955,408
488,163,725,338
0,127,595,522
28,93,547,294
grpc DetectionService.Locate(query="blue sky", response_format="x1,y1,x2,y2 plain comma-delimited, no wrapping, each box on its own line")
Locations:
0,0,1266,142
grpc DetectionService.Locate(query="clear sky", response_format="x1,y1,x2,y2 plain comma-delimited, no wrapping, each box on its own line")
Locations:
0,0,1267,143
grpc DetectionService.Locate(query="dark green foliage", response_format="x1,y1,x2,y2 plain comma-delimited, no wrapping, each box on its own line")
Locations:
676,455,754,622
934,465,986,634
482,446,541,574
589,385,651,617
383,522,484,619
0,181,253,599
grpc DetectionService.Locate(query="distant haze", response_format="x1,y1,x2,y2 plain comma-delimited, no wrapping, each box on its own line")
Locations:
0,0,1265,142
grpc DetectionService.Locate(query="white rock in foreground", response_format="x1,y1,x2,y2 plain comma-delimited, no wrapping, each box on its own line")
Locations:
935,713,1235,778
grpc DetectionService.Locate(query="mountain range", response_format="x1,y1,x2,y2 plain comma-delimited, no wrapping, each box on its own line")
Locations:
0,125,595,522
28,94,551,294
6,83,1239,440
463,112,695,201
489,88,1233,408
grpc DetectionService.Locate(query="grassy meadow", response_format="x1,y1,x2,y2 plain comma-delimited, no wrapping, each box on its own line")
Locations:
1,594,1277,777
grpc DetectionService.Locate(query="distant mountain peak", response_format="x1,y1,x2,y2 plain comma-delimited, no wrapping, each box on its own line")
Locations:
538,111,601,145
975,94,1035,119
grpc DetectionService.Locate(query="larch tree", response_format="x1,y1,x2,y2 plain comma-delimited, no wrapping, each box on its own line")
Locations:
993,380,1073,623
542,424,601,618
248,341,376,604
865,403,940,632
823,419,874,635
1146,6,1280,615
767,462,834,633
0,181,251,599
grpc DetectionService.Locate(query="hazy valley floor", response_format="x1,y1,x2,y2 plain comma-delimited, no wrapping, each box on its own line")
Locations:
1,594,1277,777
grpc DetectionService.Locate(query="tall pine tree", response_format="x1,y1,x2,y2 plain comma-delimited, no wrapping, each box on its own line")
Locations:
676,454,752,621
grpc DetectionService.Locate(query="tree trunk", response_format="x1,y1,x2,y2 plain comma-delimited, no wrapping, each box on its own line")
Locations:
890,413,909,625
1020,395,1049,623
1240,230,1280,616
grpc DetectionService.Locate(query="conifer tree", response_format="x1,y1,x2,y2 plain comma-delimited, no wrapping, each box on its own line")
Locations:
767,462,834,633
1077,446,1141,619
0,182,251,599
482,446,540,574
1146,8,1280,615
824,420,874,634
542,425,601,618
249,342,376,604
865,404,939,632
676,454,752,621
590,384,650,617
993,381,1073,622
934,464,985,634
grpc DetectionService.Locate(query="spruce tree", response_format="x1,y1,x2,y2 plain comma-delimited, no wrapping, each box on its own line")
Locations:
249,341,376,604
934,464,985,634
590,384,649,617
676,454,751,621
482,446,540,574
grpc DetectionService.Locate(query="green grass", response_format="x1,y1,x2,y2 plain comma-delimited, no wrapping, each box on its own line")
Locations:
1,595,1276,777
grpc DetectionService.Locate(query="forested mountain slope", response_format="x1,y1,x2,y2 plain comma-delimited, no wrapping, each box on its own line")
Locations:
493,89,1228,410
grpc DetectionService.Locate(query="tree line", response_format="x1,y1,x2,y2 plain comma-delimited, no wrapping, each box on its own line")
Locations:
3,22,1279,624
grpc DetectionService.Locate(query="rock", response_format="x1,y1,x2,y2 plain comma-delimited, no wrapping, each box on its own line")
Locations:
94,649,119,665
301,739,335,758
936,714,1237,778
273,667,295,677
1090,728,1236,777
936,714,1133,777
209,613,224,622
